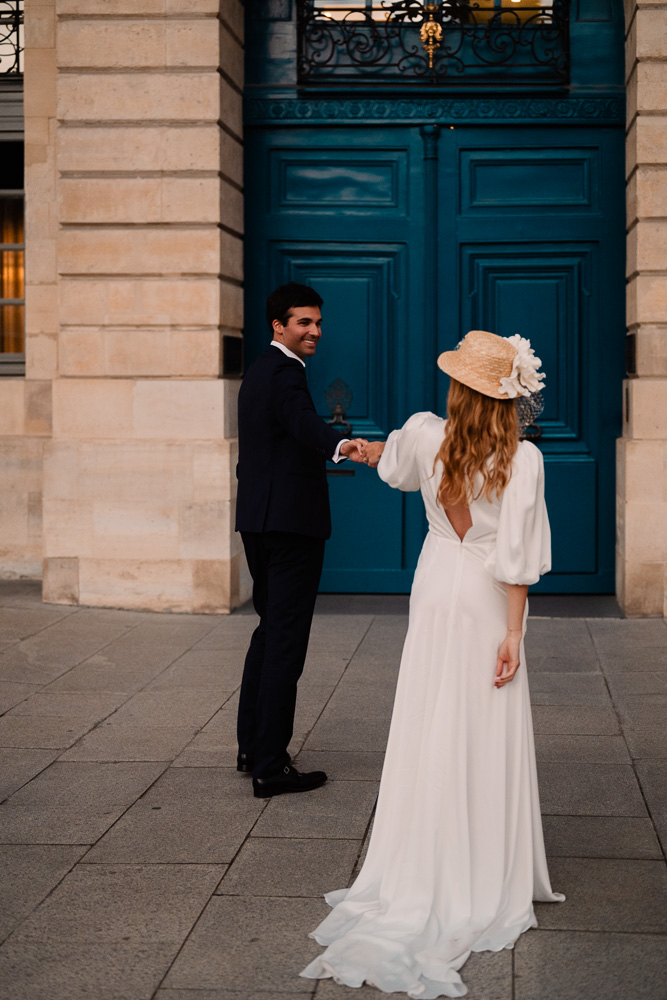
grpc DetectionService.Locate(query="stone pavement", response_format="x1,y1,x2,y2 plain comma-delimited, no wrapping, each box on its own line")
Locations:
0,580,665,1000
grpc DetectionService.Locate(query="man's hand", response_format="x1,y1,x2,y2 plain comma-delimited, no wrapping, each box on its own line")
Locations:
339,439,369,463
363,441,386,468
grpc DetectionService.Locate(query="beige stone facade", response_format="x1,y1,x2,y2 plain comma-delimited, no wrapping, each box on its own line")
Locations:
619,0,667,616
0,0,249,612
0,1,664,615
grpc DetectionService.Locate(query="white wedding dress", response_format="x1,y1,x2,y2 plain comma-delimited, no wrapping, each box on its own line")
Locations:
301,412,564,998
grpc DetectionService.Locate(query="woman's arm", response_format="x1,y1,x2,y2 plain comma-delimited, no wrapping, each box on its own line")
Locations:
495,583,529,689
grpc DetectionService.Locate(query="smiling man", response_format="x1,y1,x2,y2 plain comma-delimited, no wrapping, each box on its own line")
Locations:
235,282,367,798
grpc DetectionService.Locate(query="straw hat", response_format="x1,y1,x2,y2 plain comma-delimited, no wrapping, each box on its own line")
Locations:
437,329,545,400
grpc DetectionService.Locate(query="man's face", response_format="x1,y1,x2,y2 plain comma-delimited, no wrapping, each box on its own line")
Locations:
273,306,322,360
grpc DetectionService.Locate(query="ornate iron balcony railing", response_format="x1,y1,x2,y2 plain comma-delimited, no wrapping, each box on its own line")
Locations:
297,1,569,88
0,1,23,76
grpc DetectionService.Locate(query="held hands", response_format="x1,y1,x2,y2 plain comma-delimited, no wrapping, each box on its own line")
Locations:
339,439,386,468
494,630,522,689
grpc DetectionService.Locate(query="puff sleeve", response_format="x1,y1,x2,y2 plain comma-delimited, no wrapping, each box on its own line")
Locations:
377,412,434,492
485,441,551,586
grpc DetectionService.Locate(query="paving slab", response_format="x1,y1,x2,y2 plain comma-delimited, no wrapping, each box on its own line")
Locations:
145,649,243,692
45,642,190,694
527,672,610,706
623,728,667,759
613,693,667,732
588,618,667,652
536,762,647,816
0,748,60,801
304,683,396,752
635,760,667,853
171,729,239,768
0,606,75,641
7,690,126,723
292,750,385,781
533,734,630,763
83,767,264,864
13,862,223,944
218,837,360,898
0,761,166,844
542,815,663,859
0,844,87,941
0,680,41,714
251,780,378,840
534,858,667,933
105,688,228,729
157,992,308,1000
531,705,620,735
514,929,667,1000
606,671,667,695
0,623,134,685
596,645,667,671
163,895,326,993
0,715,94,749
59,721,199,762
0,939,177,1000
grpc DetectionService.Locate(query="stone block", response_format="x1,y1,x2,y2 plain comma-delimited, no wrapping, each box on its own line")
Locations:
58,227,221,276
636,8,667,60
59,178,160,225
627,116,667,176
24,381,52,436
59,277,220,328
632,166,667,219
218,20,243,90
632,326,667,377
220,130,243,187
169,329,221,378
624,376,667,438
58,327,105,376
251,780,379,840
25,330,58,380
627,270,667,330
220,0,244,44
219,78,242,141
57,19,166,69
0,844,87,941
76,557,226,614
218,837,360,898
162,177,221,224
25,4,55,49
543,815,662,859
0,381,25,436
219,228,243,282
25,282,58,335
179,502,231,560
166,19,221,68
0,748,59,801
630,62,667,117
56,0,164,12
621,560,665,617
58,124,221,173
85,768,264,864
219,281,243,328
536,762,647,816
132,380,226,440
627,219,667,274
514,929,667,1000
618,437,664,502
162,895,324,993
57,72,219,122
0,761,166,844
23,47,56,119
624,501,666,563
42,499,93,557
52,379,134,440
219,181,244,235
535,857,667,933
90,499,180,561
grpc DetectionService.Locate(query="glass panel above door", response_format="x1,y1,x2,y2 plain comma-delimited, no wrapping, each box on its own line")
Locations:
298,0,569,88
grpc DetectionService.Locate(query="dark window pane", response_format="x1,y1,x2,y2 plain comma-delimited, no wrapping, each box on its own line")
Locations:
0,197,23,243
0,249,24,300
0,303,24,353
0,142,24,190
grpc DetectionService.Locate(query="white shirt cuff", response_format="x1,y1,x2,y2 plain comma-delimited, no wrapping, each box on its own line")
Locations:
332,439,350,464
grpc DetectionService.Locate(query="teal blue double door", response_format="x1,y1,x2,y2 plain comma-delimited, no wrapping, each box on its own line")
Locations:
244,122,625,593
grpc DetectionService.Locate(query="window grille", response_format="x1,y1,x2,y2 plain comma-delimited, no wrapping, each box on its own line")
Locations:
298,1,569,88
0,1,23,76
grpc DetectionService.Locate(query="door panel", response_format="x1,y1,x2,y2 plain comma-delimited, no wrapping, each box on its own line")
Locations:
244,124,624,593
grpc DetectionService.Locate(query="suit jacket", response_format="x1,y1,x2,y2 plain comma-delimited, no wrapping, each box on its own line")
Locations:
235,345,345,539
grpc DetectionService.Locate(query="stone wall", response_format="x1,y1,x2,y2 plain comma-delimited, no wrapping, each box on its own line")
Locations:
20,0,249,612
618,0,667,616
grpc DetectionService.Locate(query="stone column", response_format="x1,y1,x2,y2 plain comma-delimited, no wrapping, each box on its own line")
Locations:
619,0,667,616
41,0,249,612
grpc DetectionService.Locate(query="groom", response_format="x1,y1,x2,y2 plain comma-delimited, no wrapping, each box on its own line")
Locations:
236,282,367,798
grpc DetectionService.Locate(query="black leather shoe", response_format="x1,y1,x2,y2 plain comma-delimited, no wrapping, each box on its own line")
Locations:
253,765,327,798
236,752,253,773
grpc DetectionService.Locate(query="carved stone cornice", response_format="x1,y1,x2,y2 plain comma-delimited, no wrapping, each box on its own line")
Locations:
244,96,625,126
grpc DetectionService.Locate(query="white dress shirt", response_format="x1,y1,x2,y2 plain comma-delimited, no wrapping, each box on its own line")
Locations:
270,341,349,463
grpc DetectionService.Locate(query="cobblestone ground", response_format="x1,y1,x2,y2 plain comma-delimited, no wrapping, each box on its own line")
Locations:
0,580,665,1000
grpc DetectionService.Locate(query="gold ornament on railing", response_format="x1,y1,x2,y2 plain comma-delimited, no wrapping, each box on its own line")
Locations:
419,2,443,71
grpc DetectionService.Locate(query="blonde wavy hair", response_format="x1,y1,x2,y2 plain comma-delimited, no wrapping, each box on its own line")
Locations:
435,378,519,507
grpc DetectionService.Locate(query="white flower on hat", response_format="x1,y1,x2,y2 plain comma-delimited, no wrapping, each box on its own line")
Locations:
498,334,546,399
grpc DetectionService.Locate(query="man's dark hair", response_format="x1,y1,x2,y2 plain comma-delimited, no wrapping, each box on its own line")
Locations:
266,282,323,333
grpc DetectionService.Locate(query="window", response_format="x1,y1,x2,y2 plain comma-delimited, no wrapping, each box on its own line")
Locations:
0,140,24,375
0,1,24,76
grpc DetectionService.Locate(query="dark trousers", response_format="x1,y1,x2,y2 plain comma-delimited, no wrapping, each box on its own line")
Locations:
238,530,325,778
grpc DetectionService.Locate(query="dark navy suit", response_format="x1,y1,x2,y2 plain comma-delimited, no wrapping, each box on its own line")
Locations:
236,345,345,777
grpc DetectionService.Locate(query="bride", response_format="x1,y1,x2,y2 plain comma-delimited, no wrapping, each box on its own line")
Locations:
300,329,564,998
